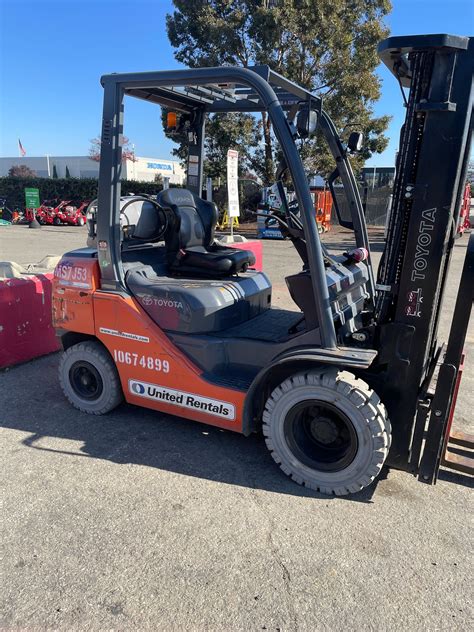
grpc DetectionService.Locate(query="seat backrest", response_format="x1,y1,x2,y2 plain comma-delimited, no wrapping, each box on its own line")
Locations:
157,189,218,253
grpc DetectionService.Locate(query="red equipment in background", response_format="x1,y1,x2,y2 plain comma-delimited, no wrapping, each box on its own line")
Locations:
457,182,471,236
36,199,69,225
34,199,89,226
25,208,36,223
63,201,89,226
310,186,332,233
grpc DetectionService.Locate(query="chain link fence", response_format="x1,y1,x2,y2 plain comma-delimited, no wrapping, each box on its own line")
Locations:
332,181,393,229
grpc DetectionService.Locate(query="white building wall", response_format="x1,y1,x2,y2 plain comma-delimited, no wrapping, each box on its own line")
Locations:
0,156,99,178
124,156,185,184
0,155,185,184
0,156,51,177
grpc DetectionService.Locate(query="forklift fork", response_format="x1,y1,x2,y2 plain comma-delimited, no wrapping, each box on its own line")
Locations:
442,432,474,476
418,233,474,483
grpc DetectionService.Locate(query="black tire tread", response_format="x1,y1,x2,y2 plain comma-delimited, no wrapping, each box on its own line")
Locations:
59,340,123,415
262,369,391,496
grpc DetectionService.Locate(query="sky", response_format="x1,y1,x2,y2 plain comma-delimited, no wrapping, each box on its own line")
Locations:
0,0,473,168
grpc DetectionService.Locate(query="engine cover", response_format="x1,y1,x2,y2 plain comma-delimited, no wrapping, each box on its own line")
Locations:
126,266,272,334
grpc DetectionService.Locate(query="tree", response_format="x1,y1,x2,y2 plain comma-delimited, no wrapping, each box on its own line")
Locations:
166,0,391,183
65,165,71,178
205,113,262,181
8,164,36,178
88,136,138,163
161,107,264,184
467,159,474,187
52,165,58,179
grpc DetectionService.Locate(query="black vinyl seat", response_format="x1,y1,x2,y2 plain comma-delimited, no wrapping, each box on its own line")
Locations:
157,188,255,277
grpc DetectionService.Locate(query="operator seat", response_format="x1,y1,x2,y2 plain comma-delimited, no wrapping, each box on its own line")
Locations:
157,188,255,277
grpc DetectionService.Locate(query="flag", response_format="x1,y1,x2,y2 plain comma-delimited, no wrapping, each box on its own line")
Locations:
18,139,26,157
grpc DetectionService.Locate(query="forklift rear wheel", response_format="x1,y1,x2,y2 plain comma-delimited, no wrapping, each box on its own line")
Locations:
59,341,123,415
263,370,391,495
53,217,61,226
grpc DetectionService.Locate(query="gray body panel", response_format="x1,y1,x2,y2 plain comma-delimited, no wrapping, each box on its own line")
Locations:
168,259,369,376
124,248,370,375
127,265,272,334
170,309,320,378
286,258,369,337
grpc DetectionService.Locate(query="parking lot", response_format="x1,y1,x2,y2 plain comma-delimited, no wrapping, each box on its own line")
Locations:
1,223,473,631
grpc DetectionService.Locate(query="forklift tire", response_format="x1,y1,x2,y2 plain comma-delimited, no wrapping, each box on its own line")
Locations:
59,341,123,415
263,370,391,495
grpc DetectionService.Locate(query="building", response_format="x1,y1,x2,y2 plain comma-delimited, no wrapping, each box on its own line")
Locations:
125,156,185,184
0,155,186,185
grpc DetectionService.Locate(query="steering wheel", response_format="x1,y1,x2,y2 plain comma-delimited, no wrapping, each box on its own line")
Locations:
121,197,168,242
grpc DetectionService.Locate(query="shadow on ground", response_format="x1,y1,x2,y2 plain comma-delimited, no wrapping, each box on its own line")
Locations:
1,355,390,503
437,467,474,489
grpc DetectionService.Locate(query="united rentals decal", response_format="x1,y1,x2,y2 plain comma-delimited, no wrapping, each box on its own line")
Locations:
128,379,235,420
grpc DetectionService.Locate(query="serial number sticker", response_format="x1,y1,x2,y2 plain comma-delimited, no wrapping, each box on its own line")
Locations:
128,379,235,420
55,262,88,283
99,327,149,343
114,349,170,373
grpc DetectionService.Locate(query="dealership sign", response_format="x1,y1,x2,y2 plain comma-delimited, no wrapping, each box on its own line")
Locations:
146,162,172,171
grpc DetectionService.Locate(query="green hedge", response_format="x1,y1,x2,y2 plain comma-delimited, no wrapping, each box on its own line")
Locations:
0,176,260,222
0,177,175,210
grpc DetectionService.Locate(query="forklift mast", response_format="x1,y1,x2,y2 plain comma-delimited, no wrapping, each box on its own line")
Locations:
374,35,473,476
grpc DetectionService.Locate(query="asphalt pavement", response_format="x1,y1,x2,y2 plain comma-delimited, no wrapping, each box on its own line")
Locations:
1,224,473,631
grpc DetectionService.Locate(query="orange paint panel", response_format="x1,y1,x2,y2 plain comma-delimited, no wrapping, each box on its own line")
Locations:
311,188,333,227
93,292,246,432
52,254,247,431
52,258,100,334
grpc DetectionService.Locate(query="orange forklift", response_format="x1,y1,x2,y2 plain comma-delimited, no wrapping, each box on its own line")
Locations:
310,186,332,233
53,34,473,495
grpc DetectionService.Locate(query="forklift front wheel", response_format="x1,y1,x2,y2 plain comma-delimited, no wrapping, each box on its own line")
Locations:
263,370,391,495
59,341,124,415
